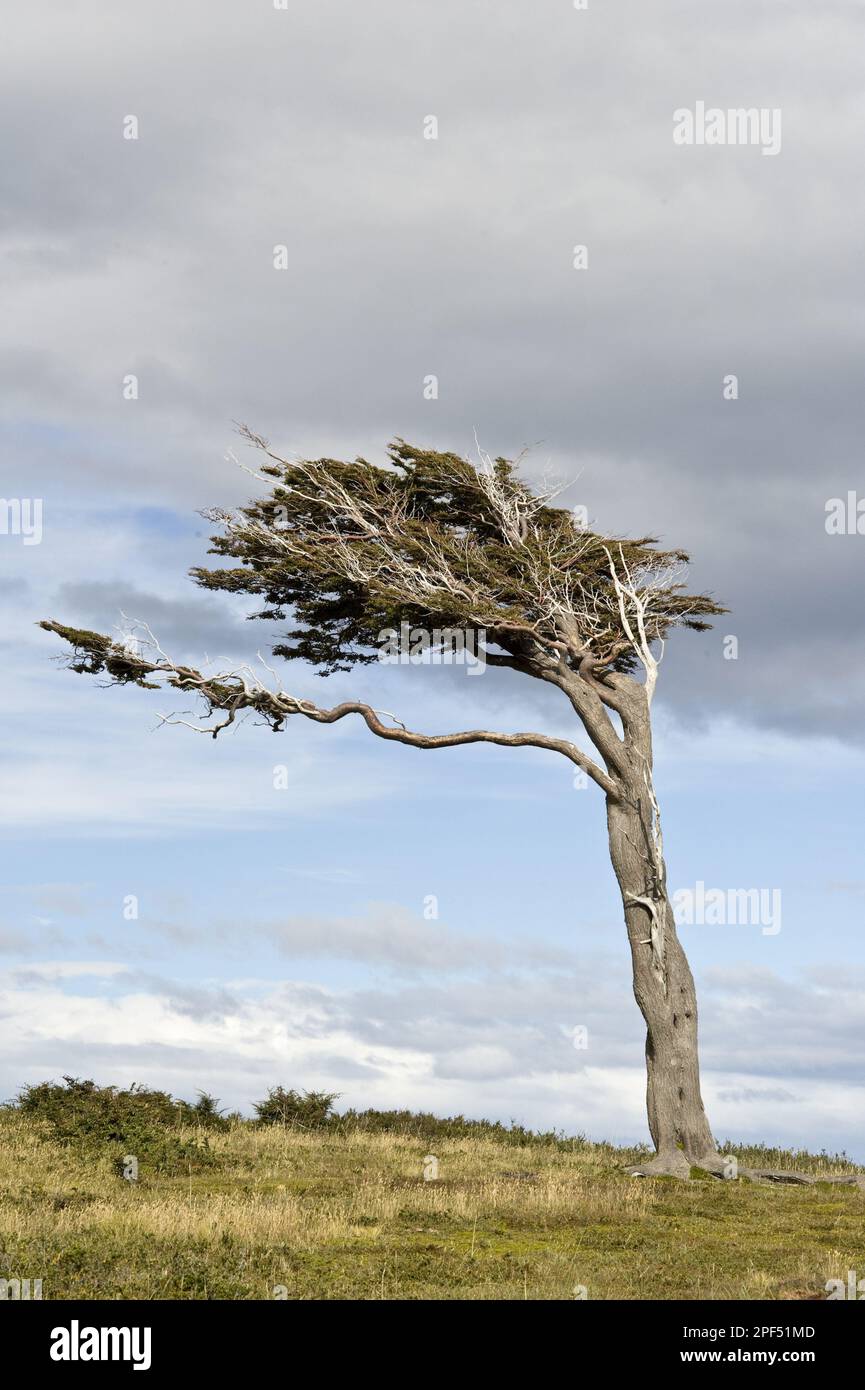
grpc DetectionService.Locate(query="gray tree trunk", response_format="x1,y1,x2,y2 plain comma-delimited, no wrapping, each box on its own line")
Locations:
605,757,717,1174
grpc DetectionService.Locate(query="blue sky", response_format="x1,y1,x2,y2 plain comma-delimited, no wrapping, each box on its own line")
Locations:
1,0,863,1157
3,482,863,1154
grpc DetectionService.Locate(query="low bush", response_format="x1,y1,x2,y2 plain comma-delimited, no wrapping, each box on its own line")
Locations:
16,1077,227,1176
252,1087,338,1129
333,1108,576,1149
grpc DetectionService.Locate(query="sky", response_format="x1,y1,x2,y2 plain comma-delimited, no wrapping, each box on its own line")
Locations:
1,0,863,1157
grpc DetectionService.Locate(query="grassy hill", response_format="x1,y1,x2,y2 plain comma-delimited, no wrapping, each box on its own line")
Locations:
1,1084,862,1300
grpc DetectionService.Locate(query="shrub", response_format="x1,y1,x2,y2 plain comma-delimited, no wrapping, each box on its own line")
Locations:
252,1087,338,1129
333,1108,575,1149
176,1091,230,1130
16,1076,225,1176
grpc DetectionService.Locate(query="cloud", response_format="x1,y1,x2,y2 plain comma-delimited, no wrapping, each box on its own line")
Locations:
2,0,864,736
0,956,861,1155
124,902,583,976
700,965,865,1084
260,904,577,973
1,1,863,1161
9,960,130,983
716,1087,797,1104
52,582,253,665
23,883,92,918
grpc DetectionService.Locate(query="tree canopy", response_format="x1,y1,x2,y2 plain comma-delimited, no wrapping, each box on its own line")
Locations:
192,430,723,680
40,433,724,798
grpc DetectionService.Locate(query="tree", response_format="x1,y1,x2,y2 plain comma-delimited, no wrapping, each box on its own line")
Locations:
39,431,857,1184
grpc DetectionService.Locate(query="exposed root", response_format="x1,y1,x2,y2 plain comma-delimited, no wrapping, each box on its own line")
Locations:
737,1170,865,1189
626,1150,692,1180
625,1152,865,1188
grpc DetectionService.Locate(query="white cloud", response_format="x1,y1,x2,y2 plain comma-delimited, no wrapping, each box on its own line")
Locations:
0,962,862,1157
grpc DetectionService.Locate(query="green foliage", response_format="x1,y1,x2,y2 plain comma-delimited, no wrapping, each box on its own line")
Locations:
36,623,161,687
39,437,726,752
334,1108,578,1150
718,1138,861,1177
190,434,725,677
185,1091,229,1127
252,1087,338,1129
14,1081,861,1181
16,1076,227,1176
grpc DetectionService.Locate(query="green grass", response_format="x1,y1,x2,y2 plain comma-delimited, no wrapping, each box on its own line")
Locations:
0,1107,862,1300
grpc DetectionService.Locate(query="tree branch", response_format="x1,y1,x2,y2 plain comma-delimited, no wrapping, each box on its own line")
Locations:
293,699,618,794
39,619,620,797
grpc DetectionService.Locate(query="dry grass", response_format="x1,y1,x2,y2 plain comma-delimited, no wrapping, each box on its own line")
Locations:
0,1111,861,1300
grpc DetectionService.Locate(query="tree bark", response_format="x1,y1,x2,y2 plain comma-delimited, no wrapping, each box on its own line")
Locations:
605,763,718,1176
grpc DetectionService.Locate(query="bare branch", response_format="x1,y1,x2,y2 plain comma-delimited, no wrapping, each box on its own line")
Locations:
39,620,620,798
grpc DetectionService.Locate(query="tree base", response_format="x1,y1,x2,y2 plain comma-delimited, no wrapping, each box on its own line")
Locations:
626,1150,865,1187
626,1149,693,1180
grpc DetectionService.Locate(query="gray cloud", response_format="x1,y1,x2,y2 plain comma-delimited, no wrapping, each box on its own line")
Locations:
53,582,256,665
138,903,582,975
717,1087,797,1104
0,959,862,1152
261,905,577,973
2,1,863,737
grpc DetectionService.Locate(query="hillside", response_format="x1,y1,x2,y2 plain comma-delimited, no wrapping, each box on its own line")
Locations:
0,1091,862,1300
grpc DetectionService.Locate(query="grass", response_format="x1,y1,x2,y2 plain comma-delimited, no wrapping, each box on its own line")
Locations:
0,1107,862,1300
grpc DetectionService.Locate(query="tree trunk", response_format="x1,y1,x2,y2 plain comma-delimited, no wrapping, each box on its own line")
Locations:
605,767,718,1176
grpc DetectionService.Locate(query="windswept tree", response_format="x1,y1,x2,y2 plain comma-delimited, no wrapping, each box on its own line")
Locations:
40,432,823,1182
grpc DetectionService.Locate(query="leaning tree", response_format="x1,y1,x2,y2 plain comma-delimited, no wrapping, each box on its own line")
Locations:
41,431,854,1183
